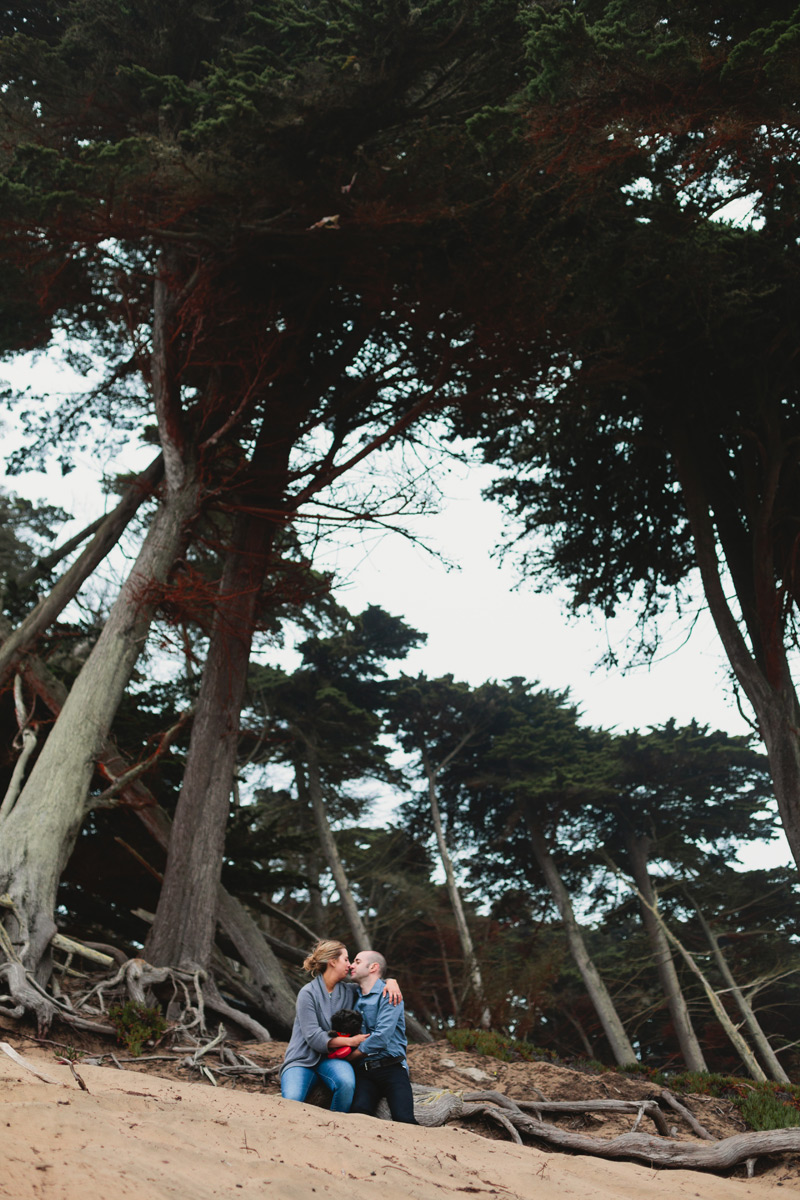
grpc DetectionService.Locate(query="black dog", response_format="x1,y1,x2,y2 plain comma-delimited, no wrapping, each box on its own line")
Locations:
329,1007,362,1038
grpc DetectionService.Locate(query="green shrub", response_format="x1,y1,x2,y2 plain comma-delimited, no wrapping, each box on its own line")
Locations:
739,1089,800,1131
108,1001,167,1057
445,1028,552,1063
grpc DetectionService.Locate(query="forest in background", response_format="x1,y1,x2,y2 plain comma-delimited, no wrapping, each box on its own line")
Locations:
0,0,799,1089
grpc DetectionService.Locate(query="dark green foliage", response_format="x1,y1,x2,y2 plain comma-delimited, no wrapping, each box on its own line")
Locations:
446,1027,553,1063
222,789,321,901
250,604,425,813
448,0,800,663
738,1086,800,1131
107,1000,167,1056
0,490,70,617
596,720,776,870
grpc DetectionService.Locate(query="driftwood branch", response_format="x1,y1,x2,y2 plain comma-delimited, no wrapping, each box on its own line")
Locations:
52,935,115,968
403,1085,800,1173
515,1096,671,1136
0,1041,62,1084
659,1088,715,1140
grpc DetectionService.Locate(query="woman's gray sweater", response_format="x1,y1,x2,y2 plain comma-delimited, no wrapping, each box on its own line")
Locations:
280,974,359,1076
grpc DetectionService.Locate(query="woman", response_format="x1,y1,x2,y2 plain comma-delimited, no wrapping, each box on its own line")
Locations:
280,940,399,1111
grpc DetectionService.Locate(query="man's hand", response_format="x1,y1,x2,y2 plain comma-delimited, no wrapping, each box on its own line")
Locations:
382,977,403,1005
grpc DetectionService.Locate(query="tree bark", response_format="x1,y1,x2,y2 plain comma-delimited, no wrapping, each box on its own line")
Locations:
145,510,270,972
0,473,198,982
10,637,302,1034
214,889,296,1034
411,1084,800,1170
524,811,637,1066
625,834,708,1072
0,674,38,821
302,734,371,950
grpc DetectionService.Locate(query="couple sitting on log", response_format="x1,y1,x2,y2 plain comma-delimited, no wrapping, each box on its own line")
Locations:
279,939,416,1124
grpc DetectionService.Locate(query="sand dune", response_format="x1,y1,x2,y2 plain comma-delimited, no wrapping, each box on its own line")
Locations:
0,1044,792,1200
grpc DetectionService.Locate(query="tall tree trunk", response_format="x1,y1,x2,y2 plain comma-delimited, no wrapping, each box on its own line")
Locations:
423,748,491,1028
0,473,198,981
563,1009,596,1059
525,811,637,1066
146,510,270,971
144,360,447,974
625,834,708,1072
215,889,297,1034
685,888,789,1083
294,758,334,935
305,851,327,935
302,734,371,951
676,443,800,872
0,455,163,687
437,925,461,1025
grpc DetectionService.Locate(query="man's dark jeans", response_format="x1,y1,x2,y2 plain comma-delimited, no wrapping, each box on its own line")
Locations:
351,1061,417,1124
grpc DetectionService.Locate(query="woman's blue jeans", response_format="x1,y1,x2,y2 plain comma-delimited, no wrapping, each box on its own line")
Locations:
280,1058,356,1112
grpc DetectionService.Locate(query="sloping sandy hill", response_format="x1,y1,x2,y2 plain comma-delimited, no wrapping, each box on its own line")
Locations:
1,1037,796,1200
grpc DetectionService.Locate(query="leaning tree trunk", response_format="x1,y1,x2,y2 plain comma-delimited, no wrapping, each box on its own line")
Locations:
292,753,352,938
525,810,637,1066
0,454,163,688
145,510,272,972
686,889,790,1083
675,441,800,872
0,472,198,983
301,734,371,951
630,879,767,1082
626,834,708,1072
10,625,298,1033
423,749,491,1029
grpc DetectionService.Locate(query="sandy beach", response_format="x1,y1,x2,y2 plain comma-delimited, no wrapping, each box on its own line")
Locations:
2,1041,797,1200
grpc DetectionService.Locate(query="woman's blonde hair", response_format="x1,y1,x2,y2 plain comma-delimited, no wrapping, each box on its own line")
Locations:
303,939,347,977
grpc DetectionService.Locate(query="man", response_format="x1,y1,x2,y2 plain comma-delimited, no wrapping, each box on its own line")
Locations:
348,949,418,1125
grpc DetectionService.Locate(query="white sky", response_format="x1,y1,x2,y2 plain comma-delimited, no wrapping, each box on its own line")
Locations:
0,352,792,870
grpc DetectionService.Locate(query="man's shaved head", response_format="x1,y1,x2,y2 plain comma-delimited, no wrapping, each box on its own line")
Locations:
360,949,386,976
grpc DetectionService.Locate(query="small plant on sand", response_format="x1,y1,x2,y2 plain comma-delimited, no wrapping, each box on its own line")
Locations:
53,1044,82,1063
108,1001,167,1057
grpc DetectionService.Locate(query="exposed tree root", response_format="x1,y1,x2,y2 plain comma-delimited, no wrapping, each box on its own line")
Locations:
0,924,270,1047
72,1025,280,1087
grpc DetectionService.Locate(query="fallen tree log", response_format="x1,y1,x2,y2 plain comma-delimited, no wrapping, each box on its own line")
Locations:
400,1085,800,1173
499,1095,671,1136
508,1121,800,1172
